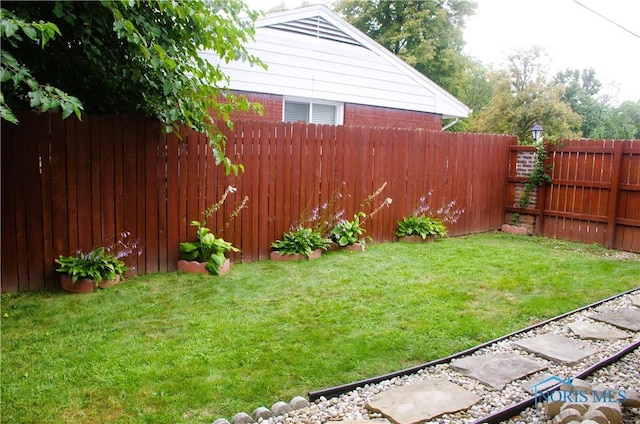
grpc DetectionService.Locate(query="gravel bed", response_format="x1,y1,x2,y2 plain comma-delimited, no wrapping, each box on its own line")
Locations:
246,289,639,424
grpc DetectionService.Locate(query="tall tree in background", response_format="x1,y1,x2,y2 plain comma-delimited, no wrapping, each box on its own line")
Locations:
1,0,264,174
335,0,476,97
595,101,640,139
554,68,608,138
472,46,581,142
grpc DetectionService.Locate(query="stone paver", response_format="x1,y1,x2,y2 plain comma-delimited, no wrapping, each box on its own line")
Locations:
567,320,631,340
590,308,640,332
513,333,597,366
632,295,640,308
451,353,547,389
366,379,480,424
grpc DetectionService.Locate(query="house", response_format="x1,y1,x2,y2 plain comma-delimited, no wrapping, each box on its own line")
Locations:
201,5,470,130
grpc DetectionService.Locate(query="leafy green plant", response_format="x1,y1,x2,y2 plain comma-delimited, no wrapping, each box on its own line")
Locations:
55,247,127,283
179,221,239,275
395,215,447,239
330,212,365,247
55,231,140,284
179,186,245,275
271,228,330,258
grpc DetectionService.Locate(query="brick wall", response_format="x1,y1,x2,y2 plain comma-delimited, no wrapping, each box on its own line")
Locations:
227,92,283,121
514,151,538,209
343,104,442,130
227,91,443,130
507,150,538,233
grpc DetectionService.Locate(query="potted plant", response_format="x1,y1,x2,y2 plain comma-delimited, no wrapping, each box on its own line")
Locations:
270,227,330,261
329,213,366,251
178,220,239,275
55,247,128,293
395,215,447,242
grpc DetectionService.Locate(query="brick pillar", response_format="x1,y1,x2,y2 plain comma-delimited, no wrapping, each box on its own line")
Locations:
507,150,539,234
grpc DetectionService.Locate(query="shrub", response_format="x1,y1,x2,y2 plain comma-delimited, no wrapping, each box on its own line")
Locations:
271,228,330,258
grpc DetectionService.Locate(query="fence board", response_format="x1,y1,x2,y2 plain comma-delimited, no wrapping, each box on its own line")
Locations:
50,115,69,289
2,118,19,291
123,116,139,275
24,114,45,289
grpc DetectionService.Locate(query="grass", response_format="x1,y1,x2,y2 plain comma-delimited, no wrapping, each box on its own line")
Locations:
1,232,639,423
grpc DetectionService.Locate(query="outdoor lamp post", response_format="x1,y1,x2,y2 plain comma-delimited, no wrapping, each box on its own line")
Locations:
531,123,543,143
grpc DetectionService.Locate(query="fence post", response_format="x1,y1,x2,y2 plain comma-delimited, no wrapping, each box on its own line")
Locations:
604,141,624,249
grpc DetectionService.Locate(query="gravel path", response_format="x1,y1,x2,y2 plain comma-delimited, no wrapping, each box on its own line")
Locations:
244,289,639,424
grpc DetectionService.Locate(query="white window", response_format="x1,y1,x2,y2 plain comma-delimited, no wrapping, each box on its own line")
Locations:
283,98,343,125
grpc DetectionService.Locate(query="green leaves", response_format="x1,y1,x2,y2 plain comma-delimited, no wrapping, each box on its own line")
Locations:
55,247,128,283
1,1,265,174
330,214,365,247
1,7,82,124
179,220,238,275
395,216,447,239
271,228,331,258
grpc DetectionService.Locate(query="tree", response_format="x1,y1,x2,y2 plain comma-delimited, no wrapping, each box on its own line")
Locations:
334,0,476,96
472,46,581,142
1,1,265,174
593,101,640,139
554,68,608,138
447,56,494,132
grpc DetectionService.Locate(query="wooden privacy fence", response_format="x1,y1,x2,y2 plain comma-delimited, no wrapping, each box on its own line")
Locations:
506,139,640,253
1,113,514,292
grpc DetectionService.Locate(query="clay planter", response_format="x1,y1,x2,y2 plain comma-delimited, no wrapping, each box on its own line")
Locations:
327,242,342,252
60,274,120,293
270,249,322,261
343,242,366,252
501,224,528,235
177,258,231,275
398,235,435,243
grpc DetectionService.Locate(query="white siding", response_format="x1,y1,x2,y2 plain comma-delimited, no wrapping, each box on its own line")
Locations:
201,6,470,119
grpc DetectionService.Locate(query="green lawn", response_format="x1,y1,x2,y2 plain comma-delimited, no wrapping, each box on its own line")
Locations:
2,232,638,423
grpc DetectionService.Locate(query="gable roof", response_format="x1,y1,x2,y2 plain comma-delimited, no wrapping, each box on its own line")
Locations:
201,5,470,119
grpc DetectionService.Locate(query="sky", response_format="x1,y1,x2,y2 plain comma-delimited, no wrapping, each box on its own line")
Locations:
243,0,640,104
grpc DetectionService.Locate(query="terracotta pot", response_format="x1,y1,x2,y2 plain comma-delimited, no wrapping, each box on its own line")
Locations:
60,274,120,293
270,249,322,261
501,224,528,235
398,235,435,243
177,258,231,275
343,242,365,251
327,242,342,252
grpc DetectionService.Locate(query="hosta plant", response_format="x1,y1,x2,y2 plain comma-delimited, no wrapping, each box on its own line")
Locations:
55,247,128,284
271,228,330,258
179,220,239,275
395,215,447,239
330,213,365,247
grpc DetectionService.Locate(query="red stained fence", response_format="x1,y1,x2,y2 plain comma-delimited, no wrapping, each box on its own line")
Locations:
506,139,640,253
1,113,514,292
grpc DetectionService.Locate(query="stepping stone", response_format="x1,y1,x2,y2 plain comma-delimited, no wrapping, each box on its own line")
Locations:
366,379,480,424
513,333,597,366
590,308,640,332
451,353,547,389
568,320,631,340
331,420,391,424
632,295,640,308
